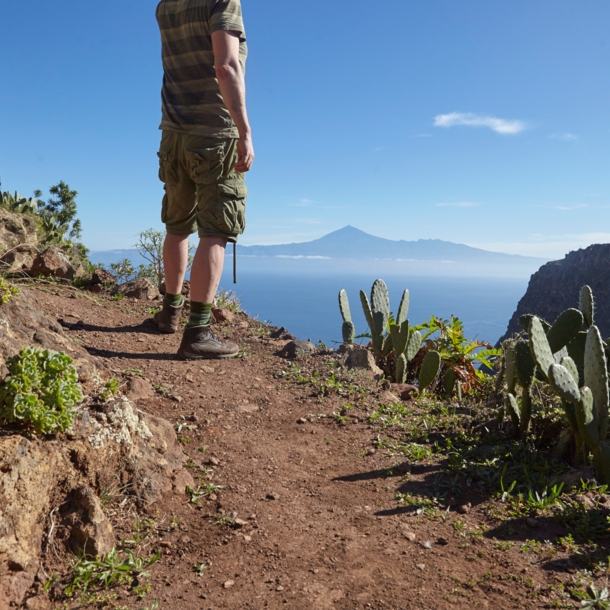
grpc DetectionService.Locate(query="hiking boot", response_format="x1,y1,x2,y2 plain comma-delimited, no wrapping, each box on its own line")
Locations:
177,325,239,360
153,299,183,334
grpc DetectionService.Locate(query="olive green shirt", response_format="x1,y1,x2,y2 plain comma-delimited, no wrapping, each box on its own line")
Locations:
156,0,247,138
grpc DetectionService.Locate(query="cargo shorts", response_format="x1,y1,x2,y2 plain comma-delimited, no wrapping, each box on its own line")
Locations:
157,130,247,243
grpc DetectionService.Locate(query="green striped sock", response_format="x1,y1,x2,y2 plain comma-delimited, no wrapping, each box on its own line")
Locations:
187,302,213,328
165,292,183,307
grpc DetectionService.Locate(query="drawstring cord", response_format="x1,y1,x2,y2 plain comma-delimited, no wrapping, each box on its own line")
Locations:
233,242,237,284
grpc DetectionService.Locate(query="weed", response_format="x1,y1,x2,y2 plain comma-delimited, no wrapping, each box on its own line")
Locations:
577,584,610,609
186,483,224,504
0,277,19,304
154,385,168,395
212,513,236,527
215,289,241,313
64,548,160,599
145,307,160,315
112,293,125,301
194,562,208,577
0,347,82,435
124,368,144,377
100,378,120,402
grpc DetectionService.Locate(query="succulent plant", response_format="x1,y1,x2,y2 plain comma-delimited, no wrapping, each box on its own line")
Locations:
580,285,595,328
419,350,441,392
338,289,355,344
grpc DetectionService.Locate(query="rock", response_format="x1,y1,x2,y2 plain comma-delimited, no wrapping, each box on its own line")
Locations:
277,340,316,359
0,208,39,256
233,519,248,529
457,503,471,514
345,349,383,376
266,492,280,501
24,596,51,610
437,537,449,546
223,580,235,589
381,390,401,404
500,244,610,342
296,418,307,424
111,278,160,301
212,307,235,323
270,327,296,340
30,247,83,281
391,384,418,400
237,404,259,414
206,457,221,466
416,564,426,570
553,468,594,491
125,376,155,402
66,487,115,557
0,245,37,275
91,269,116,285
90,283,103,294
159,280,190,296
403,531,416,542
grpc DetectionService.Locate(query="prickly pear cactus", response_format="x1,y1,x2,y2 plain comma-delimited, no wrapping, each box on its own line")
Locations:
390,321,410,356
580,285,595,328
342,321,355,344
505,345,516,395
418,350,441,392
405,330,422,362
530,317,555,378
584,325,609,438
370,279,390,335
443,368,457,396
338,290,352,324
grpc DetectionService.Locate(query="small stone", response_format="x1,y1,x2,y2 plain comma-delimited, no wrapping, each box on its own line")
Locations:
201,365,215,373
266,492,280,501
526,517,540,528
345,348,383,376
276,585,284,592
233,518,248,529
208,494,217,501
187,413,199,422
224,580,235,589
297,418,307,424
244,535,252,542
404,532,416,542
160,541,172,548
423,541,432,549
457,502,471,514
366,448,376,456
437,537,449,546
206,457,221,466
416,563,426,571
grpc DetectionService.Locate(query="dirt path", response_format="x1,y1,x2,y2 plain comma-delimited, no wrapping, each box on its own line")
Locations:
37,289,568,610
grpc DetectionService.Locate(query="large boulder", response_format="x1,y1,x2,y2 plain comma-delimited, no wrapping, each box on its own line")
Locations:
345,348,383,376
0,208,38,256
30,247,84,281
0,397,193,609
111,278,160,301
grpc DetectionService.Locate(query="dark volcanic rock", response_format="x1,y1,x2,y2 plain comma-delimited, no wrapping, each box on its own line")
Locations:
500,244,610,343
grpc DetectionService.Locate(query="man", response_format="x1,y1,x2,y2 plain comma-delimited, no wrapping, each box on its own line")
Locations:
153,0,253,360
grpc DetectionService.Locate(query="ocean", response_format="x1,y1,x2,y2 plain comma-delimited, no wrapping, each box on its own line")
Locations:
216,269,528,348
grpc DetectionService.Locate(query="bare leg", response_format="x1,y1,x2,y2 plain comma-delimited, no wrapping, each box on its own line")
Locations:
163,233,190,295
190,237,227,303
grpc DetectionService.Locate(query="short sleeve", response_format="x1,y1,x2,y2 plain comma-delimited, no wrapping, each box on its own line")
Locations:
210,0,246,41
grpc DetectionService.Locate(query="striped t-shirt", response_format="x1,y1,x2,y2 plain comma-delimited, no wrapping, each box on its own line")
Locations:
156,0,247,138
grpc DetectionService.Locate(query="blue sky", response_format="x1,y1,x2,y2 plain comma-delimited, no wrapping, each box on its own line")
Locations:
1,0,608,259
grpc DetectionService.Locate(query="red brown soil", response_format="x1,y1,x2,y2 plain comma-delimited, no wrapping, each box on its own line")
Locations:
28,288,579,609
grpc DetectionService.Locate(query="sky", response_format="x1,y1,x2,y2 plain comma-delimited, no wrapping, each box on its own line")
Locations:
1,0,609,260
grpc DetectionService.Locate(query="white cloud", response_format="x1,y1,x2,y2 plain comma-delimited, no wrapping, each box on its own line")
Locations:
436,201,481,208
411,133,432,138
555,204,588,210
551,132,578,141
434,112,527,135
276,255,331,260
287,198,315,207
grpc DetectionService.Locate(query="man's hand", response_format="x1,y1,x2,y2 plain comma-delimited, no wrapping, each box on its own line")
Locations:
236,135,254,172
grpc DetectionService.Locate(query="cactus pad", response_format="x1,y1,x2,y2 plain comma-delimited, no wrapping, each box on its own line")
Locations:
443,368,457,395
360,290,374,332
418,350,441,391
567,331,587,381
396,290,410,325
580,285,595,328
338,289,352,324
342,321,355,344
390,321,410,356
547,308,584,354
505,393,520,427
519,387,533,436
575,386,599,445
395,353,407,384
405,330,422,362
371,279,390,330
560,356,580,387
548,363,581,404
530,317,555,378
584,325,609,438
515,339,535,387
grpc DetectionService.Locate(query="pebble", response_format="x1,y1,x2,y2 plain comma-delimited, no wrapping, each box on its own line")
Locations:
366,448,376,456
233,518,248,529
266,492,280,501
201,365,215,373
416,564,426,571
457,502,471,514
437,537,449,546
296,418,307,424
244,535,252,542
404,532,416,542
423,541,432,549
276,586,284,592
206,457,221,466
223,580,235,589
159,541,172,548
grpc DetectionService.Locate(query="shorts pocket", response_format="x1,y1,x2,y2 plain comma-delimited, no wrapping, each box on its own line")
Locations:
187,142,226,186
158,147,177,185
212,181,248,236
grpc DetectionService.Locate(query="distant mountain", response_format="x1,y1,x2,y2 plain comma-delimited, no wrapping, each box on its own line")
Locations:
237,226,545,264
89,226,546,278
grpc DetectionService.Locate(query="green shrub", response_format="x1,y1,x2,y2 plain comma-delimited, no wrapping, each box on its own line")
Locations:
0,278,19,304
0,347,83,434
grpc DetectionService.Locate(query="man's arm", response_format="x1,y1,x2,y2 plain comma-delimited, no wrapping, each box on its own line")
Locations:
211,29,254,172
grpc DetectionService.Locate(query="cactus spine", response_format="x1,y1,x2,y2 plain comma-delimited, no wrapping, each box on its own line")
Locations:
338,289,355,344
